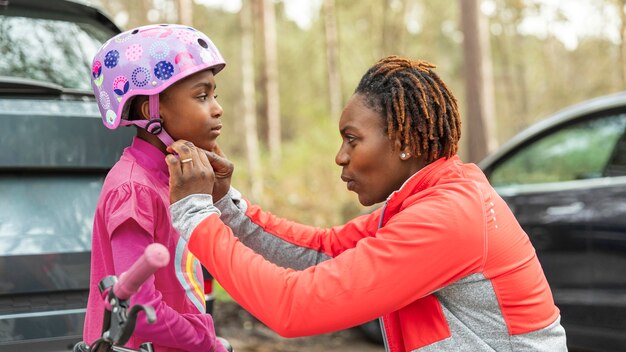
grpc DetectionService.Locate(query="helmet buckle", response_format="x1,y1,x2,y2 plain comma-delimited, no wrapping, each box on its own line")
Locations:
146,119,164,135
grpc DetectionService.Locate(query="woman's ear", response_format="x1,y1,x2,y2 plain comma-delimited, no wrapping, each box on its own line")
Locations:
394,139,412,160
400,149,412,160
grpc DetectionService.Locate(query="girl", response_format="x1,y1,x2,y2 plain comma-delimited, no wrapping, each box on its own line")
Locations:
166,56,568,352
84,24,227,352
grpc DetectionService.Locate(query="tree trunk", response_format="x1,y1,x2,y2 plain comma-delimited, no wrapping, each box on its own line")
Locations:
617,0,626,87
323,0,342,121
261,0,281,165
381,0,407,55
460,0,497,162
177,0,193,26
240,0,263,200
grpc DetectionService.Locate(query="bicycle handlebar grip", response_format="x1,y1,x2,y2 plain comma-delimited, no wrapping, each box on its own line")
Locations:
113,243,170,301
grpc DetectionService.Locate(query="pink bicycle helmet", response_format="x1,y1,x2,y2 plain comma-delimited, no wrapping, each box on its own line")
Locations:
91,24,225,146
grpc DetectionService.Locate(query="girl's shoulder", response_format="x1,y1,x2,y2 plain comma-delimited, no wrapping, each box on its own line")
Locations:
100,159,168,208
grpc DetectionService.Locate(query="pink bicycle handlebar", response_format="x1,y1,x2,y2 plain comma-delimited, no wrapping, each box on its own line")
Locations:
113,243,170,301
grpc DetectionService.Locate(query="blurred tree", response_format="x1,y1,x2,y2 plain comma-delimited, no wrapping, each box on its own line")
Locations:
613,0,626,86
323,0,342,121
84,0,626,226
381,0,408,56
490,0,530,134
460,0,497,162
177,0,193,26
241,0,263,200
261,0,282,166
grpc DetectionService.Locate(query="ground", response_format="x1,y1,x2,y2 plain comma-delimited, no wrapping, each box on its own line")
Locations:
213,301,385,352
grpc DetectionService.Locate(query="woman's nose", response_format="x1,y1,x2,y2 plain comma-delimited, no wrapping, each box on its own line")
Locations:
335,145,348,166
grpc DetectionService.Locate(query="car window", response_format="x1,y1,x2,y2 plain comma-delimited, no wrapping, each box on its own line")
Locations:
0,174,104,256
490,113,626,187
0,15,114,91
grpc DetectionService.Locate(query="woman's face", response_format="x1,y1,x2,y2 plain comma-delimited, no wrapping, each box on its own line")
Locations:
335,94,421,206
159,69,223,151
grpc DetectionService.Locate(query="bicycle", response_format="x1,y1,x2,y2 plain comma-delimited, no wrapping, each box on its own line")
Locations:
72,243,232,352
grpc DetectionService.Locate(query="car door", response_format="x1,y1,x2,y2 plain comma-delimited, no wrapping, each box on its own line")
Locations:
584,127,626,339
482,109,626,351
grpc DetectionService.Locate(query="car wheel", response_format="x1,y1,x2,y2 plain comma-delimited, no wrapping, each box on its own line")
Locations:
357,319,384,344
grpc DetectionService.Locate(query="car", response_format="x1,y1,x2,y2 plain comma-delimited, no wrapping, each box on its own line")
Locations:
0,1,131,351
478,91,626,352
0,1,216,351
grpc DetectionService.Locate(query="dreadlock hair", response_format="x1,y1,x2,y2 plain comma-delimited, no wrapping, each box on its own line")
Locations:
355,55,462,164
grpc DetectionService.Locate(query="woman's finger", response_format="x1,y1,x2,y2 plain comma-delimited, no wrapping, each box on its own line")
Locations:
211,143,226,158
165,154,183,184
165,154,181,175
168,140,196,173
204,150,234,178
166,140,190,155
198,148,212,170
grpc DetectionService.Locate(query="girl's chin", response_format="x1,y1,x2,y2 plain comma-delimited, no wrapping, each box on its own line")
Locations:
195,139,217,152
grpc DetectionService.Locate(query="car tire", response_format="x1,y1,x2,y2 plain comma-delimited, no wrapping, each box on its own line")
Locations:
357,319,384,344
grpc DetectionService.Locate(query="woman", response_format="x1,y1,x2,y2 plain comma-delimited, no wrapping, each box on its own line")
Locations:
165,56,567,351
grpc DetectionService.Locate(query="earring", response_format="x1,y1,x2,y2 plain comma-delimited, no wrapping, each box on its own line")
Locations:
401,152,408,159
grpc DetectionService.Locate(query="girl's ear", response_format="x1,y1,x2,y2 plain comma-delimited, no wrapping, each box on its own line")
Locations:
139,98,151,120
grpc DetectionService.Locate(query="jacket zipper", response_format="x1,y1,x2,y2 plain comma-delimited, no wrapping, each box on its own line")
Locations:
375,159,451,352
378,201,391,352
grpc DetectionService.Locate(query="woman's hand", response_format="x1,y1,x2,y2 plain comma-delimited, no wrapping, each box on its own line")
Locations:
166,140,215,204
205,144,234,202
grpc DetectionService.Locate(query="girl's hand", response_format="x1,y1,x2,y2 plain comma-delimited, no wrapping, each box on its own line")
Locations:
166,140,215,204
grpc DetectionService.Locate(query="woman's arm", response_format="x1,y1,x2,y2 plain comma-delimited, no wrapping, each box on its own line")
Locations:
201,146,380,267
214,188,381,269
171,195,484,337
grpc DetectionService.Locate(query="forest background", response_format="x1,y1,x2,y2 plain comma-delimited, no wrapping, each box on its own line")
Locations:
88,0,626,234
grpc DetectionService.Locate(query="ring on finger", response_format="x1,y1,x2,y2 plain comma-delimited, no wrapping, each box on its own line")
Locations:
180,158,193,164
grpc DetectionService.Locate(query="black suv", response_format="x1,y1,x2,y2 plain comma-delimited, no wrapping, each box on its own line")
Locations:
479,92,626,352
0,1,132,351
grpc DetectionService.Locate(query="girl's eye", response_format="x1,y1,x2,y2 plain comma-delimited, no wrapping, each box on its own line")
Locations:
213,94,218,99
346,135,357,144
197,94,208,101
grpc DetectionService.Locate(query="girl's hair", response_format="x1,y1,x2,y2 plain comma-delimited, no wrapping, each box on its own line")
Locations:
355,56,462,164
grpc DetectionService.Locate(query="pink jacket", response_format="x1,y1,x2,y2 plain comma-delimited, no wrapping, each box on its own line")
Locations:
85,137,225,352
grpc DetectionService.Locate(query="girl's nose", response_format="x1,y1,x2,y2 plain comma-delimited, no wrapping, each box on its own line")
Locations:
212,100,223,118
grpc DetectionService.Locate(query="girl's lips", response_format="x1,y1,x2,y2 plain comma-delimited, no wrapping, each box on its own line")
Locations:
209,125,222,136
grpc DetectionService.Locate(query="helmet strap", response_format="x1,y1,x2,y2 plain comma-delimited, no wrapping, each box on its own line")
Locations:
120,95,174,146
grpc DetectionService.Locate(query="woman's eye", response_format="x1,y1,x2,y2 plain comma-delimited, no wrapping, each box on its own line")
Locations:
346,135,357,144
213,94,219,99
197,94,208,101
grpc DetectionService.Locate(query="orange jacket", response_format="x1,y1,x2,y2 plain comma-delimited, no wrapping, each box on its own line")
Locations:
173,156,567,351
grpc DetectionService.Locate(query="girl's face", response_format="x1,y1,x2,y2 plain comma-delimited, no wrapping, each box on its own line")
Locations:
159,69,223,151
335,94,423,206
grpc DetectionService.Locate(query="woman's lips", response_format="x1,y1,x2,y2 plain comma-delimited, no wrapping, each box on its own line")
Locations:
341,175,356,191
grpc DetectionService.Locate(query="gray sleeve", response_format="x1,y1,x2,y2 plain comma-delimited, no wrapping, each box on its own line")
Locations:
169,194,220,241
214,188,331,270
